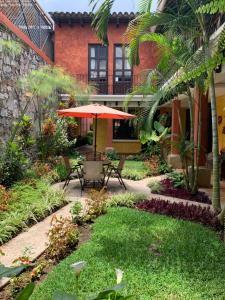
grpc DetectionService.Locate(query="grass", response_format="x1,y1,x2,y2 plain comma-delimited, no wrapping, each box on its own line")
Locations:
31,208,225,300
114,160,149,180
0,179,66,244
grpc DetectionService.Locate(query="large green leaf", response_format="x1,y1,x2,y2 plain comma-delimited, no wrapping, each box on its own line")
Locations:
154,121,165,134
0,264,25,279
15,283,35,300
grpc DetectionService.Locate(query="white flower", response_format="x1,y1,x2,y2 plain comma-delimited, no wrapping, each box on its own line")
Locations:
70,261,86,275
115,268,124,284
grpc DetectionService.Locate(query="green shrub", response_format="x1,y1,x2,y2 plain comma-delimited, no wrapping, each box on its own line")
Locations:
158,160,172,174
106,149,119,160
84,188,108,222
167,170,185,188
37,117,76,160
54,162,68,182
107,192,146,208
0,179,67,244
46,215,79,262
86,130,93,145
121,168,145,180
70,201,83,225
0,142,28,187
148,181,164,193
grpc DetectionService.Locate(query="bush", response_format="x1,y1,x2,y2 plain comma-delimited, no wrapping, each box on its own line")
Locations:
9,272,32,298
137,199,221,229
158,160,172,174
144,155,160,176
107,192,146,208
105,149,119,160
37,117,76,160
46,215,79,261
16,115,35,152
0,142,28,187
154,178,211,204
86,131,93,145
167,170,185,188
54,162,68,182
0,185,12,211
84,188,108,222
148,181,164,193
121,169,145,180
0,179,67,244
70,201,83,225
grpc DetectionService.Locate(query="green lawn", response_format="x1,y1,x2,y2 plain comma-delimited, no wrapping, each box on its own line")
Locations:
115,160,149,180
31,208,225,300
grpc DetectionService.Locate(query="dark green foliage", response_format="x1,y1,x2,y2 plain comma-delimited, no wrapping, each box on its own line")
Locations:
54,162,68,182
0,142,28,187
15,283,35,300
86,131,93,145
158,160,172,174
106,149,119,161
167,171,185,188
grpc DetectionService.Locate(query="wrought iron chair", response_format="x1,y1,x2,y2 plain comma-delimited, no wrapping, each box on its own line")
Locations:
62,156,83,189
105,155,126,190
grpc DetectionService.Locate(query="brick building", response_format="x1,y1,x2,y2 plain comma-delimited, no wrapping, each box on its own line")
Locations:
50,12,158,154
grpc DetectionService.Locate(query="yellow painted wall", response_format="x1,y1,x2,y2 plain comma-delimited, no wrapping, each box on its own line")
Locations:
112,141,141,154
95,119,141,154
217,95,225,152
95,119,109,153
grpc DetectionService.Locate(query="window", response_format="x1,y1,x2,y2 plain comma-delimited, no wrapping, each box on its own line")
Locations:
89,44,108,94
113,109,138,140
114,45,132,94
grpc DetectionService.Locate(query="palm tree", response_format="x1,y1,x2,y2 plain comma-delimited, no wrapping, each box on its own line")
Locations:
90,0,225,213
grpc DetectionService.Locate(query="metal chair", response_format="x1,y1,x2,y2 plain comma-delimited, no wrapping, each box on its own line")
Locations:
82,160,105,191
62,156,83,189
84,151,103,161
105,155,126,190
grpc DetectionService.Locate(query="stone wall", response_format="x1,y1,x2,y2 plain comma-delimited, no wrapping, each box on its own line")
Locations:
0,24,47,142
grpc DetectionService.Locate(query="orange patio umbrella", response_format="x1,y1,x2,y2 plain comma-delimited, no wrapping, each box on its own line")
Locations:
57,103,135,159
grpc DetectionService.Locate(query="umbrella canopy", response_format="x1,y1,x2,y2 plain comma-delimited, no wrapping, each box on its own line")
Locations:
57,103,136,159
57,103,135,120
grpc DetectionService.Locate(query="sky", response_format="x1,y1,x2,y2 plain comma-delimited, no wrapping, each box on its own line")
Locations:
38,0,158,14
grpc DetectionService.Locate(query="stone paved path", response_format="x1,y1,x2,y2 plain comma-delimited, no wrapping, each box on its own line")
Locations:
0,175,214,288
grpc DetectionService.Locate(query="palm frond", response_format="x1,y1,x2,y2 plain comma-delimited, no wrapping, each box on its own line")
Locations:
197,0,225,14
138,0,153,13
90,0,115,44
217,25,225,53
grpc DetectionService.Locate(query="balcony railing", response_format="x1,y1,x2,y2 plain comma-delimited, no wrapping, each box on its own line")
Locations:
75,74,145,95
0,0,54,60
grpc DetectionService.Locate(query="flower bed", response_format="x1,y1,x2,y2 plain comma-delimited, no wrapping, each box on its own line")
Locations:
137,199,220,230
0,179,67,245
152,178,211,204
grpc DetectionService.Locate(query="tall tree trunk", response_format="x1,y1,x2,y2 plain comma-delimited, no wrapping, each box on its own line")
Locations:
194,91,202,194
187,87,195,191
209,73,221,210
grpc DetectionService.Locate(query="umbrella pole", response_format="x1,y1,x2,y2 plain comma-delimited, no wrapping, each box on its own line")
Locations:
94,114,97,160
